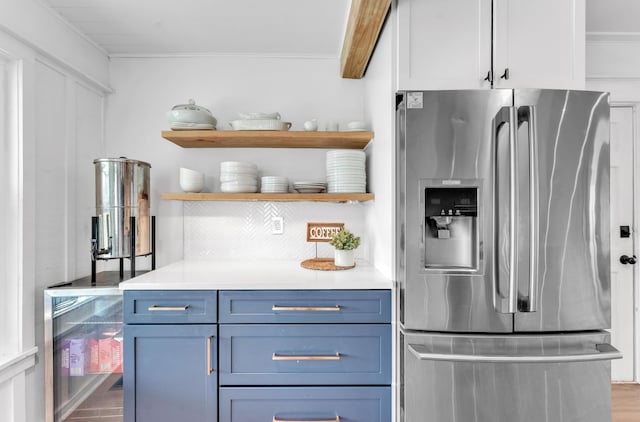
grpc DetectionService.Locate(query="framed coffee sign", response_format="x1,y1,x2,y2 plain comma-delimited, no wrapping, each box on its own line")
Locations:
306,222,344,242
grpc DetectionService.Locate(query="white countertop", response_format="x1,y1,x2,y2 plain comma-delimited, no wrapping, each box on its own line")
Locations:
118,259,392,290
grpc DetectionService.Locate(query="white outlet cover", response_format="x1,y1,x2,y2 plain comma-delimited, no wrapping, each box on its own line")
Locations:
272,216,284,234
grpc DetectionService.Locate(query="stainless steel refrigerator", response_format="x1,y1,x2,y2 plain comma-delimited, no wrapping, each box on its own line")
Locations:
396,89,621,422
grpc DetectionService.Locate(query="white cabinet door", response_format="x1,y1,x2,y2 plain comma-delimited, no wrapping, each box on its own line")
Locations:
396,0,492,90
493,0,585,89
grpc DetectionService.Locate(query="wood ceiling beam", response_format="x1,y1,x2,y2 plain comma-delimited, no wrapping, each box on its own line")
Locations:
340,0,391,79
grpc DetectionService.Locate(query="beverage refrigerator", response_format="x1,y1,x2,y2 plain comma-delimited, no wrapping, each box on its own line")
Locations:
44,274,125,422
396,89,622,421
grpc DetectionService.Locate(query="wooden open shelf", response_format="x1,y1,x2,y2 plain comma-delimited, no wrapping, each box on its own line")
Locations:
161,192,374,202
162,130,374,149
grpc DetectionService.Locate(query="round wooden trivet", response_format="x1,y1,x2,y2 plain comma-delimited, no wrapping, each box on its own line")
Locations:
300,258,355,271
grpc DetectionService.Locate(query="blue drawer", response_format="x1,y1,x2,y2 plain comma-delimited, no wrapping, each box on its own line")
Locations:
123,290,217,324
218,290,391,323
219,324,391,385
219,386,391,422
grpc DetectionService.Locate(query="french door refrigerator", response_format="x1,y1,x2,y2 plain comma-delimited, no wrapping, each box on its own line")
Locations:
396,89,621,422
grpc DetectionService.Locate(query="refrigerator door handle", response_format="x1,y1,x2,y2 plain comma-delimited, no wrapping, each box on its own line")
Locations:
493,106,518,314
518,105,539,312
408,343,622,364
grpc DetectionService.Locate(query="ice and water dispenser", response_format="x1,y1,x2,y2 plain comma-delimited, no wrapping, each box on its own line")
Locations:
424,185,479,271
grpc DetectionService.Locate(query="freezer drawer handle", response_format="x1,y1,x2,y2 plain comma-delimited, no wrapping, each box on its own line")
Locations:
408,343,622,364
272,353,341,361
272,305,341,312
273,417,340,422
147,305,190,311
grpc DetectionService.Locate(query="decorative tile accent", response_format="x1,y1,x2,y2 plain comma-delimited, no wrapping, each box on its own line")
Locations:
184,202,368,261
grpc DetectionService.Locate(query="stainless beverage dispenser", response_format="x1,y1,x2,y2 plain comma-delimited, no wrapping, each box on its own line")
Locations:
423,184,479,271
91,158,155,283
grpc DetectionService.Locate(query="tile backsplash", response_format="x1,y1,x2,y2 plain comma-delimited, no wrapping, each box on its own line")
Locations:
184,201,369,261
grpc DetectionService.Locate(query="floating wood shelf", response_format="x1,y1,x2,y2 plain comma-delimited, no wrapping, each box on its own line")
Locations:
161,192,374,202
162,130,374,149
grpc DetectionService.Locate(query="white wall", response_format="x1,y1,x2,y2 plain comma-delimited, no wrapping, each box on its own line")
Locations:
363,12,395,279
0,2,109,419
586,37,640,101
32,59,107,422
106,56,368,266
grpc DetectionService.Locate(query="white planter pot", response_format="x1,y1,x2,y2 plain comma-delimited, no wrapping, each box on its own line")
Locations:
334,249,355,267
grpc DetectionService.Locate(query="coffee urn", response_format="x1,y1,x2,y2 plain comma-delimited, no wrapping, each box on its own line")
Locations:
91,157,155,282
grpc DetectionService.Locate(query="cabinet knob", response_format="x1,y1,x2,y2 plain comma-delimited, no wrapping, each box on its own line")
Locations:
483,70,493,83
500,68,510,80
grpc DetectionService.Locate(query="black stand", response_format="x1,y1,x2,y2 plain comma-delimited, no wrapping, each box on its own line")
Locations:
91,215,156,286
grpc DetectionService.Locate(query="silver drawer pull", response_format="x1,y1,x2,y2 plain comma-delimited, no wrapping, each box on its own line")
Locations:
273,417,340,422
272,353,341,361
272,305,341,312
147,305,190,311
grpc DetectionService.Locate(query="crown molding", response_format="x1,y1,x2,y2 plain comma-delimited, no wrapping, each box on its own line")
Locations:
587,32,640,44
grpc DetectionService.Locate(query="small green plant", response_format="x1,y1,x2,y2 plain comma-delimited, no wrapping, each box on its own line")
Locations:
330,228,361,251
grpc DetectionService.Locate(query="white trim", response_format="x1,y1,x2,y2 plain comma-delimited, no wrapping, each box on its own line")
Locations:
587,32,640,43
631,103,640,383
611,102,640,383
0,347,37,385
587,76,640,81
108,52,338,60
0,26,112,93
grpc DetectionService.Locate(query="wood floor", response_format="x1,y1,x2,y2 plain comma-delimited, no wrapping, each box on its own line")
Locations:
613,384,640,422
60,379,637,422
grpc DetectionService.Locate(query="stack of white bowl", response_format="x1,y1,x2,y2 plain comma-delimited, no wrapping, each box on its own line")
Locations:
326,150,366,193
220,161,258,193
179,167,205,193
261,176,289,193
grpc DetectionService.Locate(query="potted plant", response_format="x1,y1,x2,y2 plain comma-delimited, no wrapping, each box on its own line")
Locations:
329,228,360,267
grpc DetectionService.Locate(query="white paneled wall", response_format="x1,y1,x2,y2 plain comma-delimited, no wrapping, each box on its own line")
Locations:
32,59,107,422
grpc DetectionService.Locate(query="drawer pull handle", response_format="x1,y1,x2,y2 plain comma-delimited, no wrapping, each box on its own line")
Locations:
271,305,341,312
272,353,341,361
273,417,340,422
147,305,190,311
207,336,214,375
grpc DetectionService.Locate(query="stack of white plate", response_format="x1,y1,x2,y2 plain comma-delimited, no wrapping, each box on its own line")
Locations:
326,150,366,193
261,176,289,193
220,161,258,193
293,181,327,193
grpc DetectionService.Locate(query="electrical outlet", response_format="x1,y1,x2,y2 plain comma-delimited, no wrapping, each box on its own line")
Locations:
271,216,284,235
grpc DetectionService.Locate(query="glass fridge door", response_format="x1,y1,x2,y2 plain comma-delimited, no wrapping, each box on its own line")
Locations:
44,287,123,422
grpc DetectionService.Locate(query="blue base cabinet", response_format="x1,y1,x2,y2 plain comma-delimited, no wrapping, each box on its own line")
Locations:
218,290,392,422
123,324,217,422
123,290,218,422
219,324,391,386
123,289,391,422
220,386,391,422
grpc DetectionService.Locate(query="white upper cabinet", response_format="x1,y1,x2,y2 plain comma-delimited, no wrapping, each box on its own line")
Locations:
492,0,585,89
397,0,492,90
396,0,585,90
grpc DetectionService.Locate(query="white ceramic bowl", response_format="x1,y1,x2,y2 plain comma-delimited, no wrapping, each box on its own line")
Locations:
179,168,205,192
238,112,281,120
347,120,368,130
220,174,258,183
220,161,257,172
220,182,258,193
180,180,204,192
168,109,217,126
